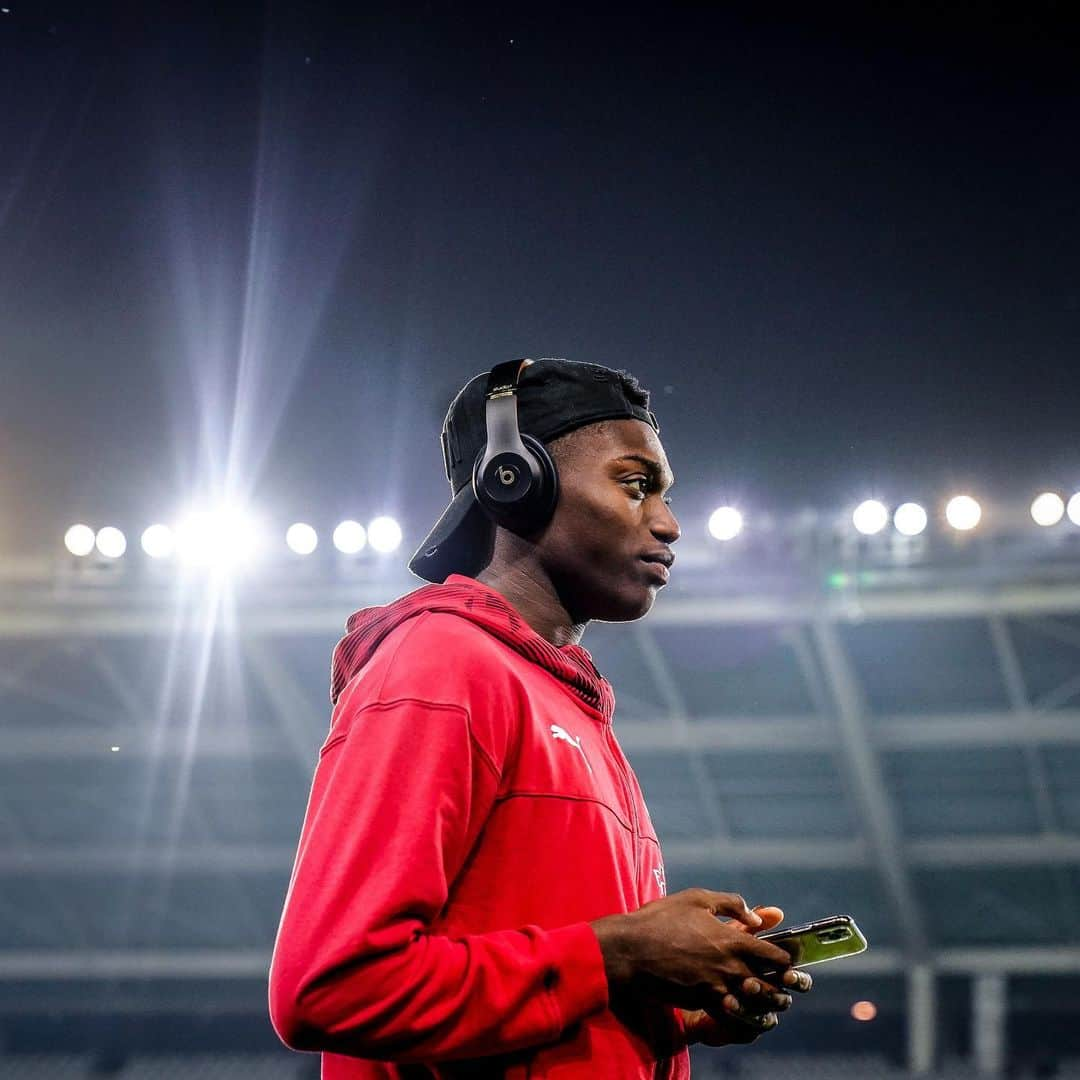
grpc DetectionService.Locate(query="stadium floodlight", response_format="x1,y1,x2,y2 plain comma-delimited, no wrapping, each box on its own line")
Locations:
852,499,888,536
368,516,403,554
893,502,928,537
95,526,127,559
176,507,263,570
707,506,743,541
945,494,981,532
333,519,367,554
64,523,96,557
141,523,175,559
286,522,319,555
1068,492,1080,527
1031,492,1065,528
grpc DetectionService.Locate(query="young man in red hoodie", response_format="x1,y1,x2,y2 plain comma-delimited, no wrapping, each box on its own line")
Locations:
269,359,811,1078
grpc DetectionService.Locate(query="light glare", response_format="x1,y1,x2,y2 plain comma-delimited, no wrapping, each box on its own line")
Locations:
95,526,127,559
945,495,982,531
1067,492,1080,527
852,499,888,536
1031,492,1065,528
141,523,175,559
286,522,319,555
176,508,263,570
368,516,403,554
893,502,928,537
64,524,96,557
333,520,367,554
708,506,743,541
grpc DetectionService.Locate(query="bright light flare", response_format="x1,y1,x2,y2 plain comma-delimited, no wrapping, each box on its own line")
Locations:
64,524,96,557
286,522,319,555
368,516,402,554
175,508,264,570
1067,492,1080,527
945,495,982,532
333,520,367,554
141,523,175,559
707,506,743,541
95,526,127,559
1031,492,1065,527
851,1000,877,1022
893,502,928,537
852,499,888,536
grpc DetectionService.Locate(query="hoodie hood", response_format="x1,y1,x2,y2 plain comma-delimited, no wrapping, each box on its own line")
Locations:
330,573,615,720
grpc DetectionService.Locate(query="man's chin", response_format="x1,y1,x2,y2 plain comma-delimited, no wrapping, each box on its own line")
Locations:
593,586,658,624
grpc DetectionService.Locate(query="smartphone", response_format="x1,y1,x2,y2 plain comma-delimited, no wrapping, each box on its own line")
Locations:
758,914,868,972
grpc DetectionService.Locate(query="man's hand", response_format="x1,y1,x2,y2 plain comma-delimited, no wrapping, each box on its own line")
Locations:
680,906,813,1047
590,891,799,1016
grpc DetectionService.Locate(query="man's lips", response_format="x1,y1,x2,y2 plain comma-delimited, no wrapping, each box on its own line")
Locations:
639,557,671,584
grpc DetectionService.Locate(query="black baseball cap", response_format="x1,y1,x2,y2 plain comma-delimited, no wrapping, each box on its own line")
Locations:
408,358,660,583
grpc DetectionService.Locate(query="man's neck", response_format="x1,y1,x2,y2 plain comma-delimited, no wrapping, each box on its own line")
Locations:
474,561,587,648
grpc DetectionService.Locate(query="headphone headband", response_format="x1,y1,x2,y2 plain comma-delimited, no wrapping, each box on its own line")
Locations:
485,358,533,399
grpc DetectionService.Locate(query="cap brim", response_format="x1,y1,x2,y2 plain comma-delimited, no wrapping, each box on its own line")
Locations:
408,485,495,583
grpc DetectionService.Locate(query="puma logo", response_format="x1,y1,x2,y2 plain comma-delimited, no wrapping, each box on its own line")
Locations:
550,724,593,774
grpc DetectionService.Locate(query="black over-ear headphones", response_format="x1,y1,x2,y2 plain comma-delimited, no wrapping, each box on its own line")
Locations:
471,359,560,536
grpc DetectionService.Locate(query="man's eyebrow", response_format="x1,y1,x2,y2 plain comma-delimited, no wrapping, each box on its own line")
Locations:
612,454,676,490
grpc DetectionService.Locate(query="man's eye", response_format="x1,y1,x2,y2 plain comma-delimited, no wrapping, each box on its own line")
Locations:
625,478,649,497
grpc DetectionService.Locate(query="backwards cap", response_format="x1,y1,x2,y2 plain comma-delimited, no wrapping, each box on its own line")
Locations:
408,358,658,582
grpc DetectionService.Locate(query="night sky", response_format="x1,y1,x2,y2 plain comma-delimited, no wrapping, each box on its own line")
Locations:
2,3,1079,560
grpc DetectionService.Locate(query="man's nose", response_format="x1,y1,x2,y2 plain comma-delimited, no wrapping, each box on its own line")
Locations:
651,502,680,544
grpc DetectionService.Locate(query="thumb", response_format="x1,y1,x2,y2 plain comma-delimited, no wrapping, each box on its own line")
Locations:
731,905,784,935
679,1009,719,1047
754,905,785,930
690,890,763,927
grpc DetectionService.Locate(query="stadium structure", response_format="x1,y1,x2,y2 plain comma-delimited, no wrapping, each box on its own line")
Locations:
2,502,1079,1078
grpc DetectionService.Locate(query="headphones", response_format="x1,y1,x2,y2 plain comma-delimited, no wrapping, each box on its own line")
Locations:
471,358,560,536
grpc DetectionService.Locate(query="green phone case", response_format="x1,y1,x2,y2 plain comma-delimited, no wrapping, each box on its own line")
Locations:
759,914,869,967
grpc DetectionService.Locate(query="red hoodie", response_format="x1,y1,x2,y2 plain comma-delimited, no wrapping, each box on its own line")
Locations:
269,573,690,1078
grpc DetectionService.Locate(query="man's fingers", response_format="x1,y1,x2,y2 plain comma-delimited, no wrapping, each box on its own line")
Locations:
753,906,785,930
712,957,758,986
730,905,785,936
781,969,813,993
738,977,793,1012
686,889,762,928
723,1000,779,1032
710,1006,763,1045
738,934,798,971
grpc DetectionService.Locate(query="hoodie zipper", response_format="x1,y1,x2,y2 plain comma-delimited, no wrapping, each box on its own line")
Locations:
603,725,642,898
604,725,678,1080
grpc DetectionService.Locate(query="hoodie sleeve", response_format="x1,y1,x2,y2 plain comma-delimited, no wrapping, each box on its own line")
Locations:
268,693,609,1063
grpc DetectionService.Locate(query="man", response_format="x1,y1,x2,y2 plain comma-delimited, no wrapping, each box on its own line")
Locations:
269,359,811,1078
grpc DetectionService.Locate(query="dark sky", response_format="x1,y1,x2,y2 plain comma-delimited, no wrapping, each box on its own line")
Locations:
2,3,1079,559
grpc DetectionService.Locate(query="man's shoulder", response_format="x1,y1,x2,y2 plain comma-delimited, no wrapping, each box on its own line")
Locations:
343,612,520,712
383,610,511,661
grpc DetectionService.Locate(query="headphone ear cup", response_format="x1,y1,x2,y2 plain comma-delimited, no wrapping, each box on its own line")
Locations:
473,433,559,535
